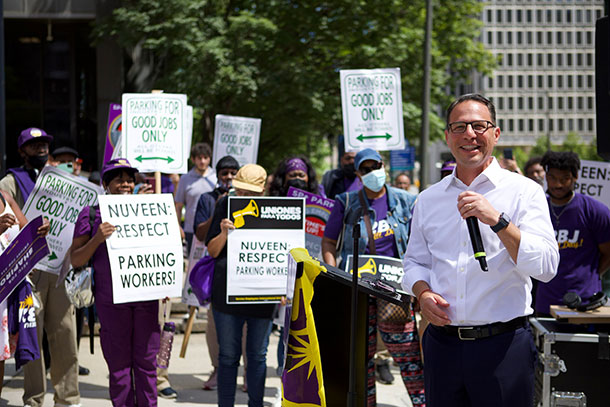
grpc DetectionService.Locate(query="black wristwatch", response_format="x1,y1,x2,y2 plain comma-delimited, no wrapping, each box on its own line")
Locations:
491,212,511,233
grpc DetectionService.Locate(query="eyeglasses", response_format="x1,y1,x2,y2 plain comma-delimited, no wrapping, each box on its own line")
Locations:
359,161,383,175
447,120,495,135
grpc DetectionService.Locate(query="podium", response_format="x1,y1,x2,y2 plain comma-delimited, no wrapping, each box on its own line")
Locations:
281,249,410,407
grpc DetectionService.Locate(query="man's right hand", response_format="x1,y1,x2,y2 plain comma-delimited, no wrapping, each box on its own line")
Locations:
419,290,452,326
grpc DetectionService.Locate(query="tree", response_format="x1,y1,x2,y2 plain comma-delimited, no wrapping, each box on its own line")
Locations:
94,0,495,172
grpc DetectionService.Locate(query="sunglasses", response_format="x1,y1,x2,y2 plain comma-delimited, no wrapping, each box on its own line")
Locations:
359,162,383,175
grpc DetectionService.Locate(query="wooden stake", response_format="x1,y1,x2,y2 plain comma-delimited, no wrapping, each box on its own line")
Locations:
179,306,197,358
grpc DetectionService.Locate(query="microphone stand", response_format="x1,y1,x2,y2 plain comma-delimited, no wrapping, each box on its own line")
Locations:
347,222,360,407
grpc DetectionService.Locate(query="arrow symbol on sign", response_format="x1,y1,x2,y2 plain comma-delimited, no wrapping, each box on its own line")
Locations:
357,133,392,142
135,155,175,164
48,252,58,261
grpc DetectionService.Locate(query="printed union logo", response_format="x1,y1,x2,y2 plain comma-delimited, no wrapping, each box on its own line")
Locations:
232,199,259,228
350,257,377,277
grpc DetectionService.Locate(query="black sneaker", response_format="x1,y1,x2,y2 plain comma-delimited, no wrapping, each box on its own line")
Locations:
375,363,395,385
79,365,90,376
159,387,178,399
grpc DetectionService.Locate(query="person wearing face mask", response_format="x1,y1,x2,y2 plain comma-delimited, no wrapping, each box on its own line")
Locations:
321,149,425,406
0,128,52,207
268,156,322,197
70,158,162,406
193,155,244,392
0,129,83,407
321,147,362,199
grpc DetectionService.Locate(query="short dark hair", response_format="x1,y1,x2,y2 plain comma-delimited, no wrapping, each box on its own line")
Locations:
541,151,580,178
191,142,212,159
216,155,240,174
446,93,496,126
523,156,542,175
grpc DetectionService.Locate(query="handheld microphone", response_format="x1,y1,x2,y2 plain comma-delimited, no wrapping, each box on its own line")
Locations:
466,217,488,271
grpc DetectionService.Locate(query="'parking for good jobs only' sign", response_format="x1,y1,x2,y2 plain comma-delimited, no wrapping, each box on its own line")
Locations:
121,93,189,174
340,68,405,152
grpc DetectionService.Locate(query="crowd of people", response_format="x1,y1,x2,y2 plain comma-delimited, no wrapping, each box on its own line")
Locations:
0,92,607,407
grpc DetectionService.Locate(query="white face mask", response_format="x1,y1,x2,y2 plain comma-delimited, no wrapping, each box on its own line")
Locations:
361,168,386,192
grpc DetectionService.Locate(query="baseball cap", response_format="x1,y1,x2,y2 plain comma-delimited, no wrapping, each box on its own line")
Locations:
354,148,382,171
18,128,53,149
101,158,138,178
232,164,267,193
51,146,79,158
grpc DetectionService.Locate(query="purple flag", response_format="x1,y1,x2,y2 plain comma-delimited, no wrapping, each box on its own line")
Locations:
0,216,50,304
105,103,122,164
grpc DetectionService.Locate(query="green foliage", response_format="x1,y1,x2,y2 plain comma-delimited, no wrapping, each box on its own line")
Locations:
529,133,602,162
93,0,494,174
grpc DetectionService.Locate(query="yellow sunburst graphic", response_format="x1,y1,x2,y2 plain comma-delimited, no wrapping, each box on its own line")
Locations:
20,294,34,309
286,327,317,379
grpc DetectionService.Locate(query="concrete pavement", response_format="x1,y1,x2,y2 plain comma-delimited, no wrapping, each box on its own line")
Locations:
1,329,413,406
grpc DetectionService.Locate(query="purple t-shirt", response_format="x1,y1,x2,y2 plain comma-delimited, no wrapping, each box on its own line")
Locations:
535,193,610,313
73,206,115,305
325,192,397,257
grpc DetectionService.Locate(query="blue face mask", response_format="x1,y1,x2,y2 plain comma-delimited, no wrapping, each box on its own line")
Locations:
361,168,386,192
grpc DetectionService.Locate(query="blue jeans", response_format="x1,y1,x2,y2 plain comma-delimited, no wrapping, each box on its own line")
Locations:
213,309,272,407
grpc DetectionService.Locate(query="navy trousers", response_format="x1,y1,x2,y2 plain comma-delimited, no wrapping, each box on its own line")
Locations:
422,323,537,407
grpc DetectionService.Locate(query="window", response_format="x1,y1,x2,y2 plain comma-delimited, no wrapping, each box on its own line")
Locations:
508,97,514,109
597,10,603,19
519,119,525,132
497,31,503,45
507,31,513,45
558,75,564,88
548,76,553,88
529,119,534,132
567,97,573,110
499,119,505,130
567,53,572,66
508,53,513,66
577,53,582,66
508,119,514,132
497,9,503,23
547,31,553,45
538,97,544,109
527,31,532,44
556,54,563,66
517,31,523,45
586,10,592,23
507,9,512,23
547,53,553,66
566,9,572,23
487,9,493,23
537,54,543,66
528,97,534,110
588,119,594,132
517,53,523,66
518,97,524,109
537,31,543,45
558,97,564,110
586,32,592,45
556,9,562,23
556,32,563,45
587,53,593,67
547,10,553,24
577,97,583,110
548,119,554,132
577,75,583,88
527,10,532,23
567,32,572,45
528,75,534,88
498,75,504,88
517,10,522,23
568,119,574,132
576,9,582,23
568,76,573,88
576,32,582,45
488,77,494,88
537,10,543,23
588,75,593,88
527,53,533,66
508,75,514,88
498,97,504,110
558,119,564,132
578,118,584,131
487,32,493,44
548,96,553,109
588,97,594,110
539,119,545,132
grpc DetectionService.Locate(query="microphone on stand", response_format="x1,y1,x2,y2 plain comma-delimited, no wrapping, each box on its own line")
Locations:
466,217,488,271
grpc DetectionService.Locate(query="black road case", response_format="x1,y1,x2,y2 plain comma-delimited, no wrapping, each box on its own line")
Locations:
530,317,610,407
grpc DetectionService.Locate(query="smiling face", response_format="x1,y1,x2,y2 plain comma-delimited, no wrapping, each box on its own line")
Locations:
546,167,576,204
445,100,500,183
104,170,136,195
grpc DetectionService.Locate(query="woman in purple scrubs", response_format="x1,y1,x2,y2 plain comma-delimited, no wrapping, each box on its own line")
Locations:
70,158,160,407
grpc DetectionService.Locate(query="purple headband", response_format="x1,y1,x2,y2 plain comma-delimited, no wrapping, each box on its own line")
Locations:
286,158,308,173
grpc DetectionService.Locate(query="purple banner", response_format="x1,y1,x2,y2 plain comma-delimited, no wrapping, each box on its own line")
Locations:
287,187,335,259
0,216,50,304
105,103,122,164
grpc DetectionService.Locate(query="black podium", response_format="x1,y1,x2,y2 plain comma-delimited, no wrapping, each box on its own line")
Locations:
311,260,409,406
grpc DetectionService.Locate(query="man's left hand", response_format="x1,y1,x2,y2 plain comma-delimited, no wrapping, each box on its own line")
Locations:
457,191,501,226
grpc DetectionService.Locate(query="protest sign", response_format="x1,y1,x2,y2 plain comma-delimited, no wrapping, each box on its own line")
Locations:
21,167,102,274
345,254,405,291
287,187,335,259
105,103,122,164
212,114,261,167
576,160,610,208
340,68,405,152
99,193,183,304
0,216,49,304
227,196,305,304
121,93,190,174
182,237,207,307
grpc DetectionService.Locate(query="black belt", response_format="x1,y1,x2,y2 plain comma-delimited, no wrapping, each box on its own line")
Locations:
436,316,527,340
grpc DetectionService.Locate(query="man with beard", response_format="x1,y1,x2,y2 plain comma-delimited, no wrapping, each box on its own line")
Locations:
0,128,81,407
321,150,362,199
535,151,610,315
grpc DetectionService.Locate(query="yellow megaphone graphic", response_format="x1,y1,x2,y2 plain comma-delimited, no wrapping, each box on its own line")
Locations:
350,258,377,278
232,199,259,228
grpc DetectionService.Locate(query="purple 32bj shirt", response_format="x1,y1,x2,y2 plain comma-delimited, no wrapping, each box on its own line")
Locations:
535,193,610,314
325,192,398,258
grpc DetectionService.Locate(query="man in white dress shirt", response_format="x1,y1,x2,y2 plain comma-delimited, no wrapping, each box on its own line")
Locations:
402,94,559,407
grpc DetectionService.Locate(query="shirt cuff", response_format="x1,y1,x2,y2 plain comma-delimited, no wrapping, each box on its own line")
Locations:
401,261,431,296
516,231,558,282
